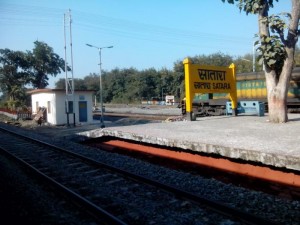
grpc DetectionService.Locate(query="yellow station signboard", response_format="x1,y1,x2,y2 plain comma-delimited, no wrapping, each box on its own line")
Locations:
183,58,237,120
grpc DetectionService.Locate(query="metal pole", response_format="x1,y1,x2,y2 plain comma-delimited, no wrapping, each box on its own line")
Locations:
99,48,105,128
69,9,75,126
252,40,255,72
69,9,74,93
63,12,69,126
86,44,113,128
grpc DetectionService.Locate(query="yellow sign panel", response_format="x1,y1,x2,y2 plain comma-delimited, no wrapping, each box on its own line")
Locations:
183,58,237,120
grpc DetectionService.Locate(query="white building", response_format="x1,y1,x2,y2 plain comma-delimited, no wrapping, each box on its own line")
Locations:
28,89,94,125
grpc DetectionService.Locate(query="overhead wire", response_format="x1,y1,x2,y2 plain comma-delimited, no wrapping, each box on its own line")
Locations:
74,10,249,44
0,3,251,50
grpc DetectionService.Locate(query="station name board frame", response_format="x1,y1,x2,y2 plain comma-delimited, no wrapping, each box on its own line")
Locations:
183,58,237,120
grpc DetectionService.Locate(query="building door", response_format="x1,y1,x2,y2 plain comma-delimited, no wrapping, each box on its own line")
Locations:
79,101,87,122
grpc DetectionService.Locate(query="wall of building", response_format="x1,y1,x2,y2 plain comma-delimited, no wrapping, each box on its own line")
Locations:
31,91,94,125
31,92,56,124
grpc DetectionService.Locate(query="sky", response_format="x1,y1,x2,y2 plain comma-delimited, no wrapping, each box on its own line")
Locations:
0,0,292,88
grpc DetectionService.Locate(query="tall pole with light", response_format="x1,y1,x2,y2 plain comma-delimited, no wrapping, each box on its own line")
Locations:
252,40,256,72
86,44,113,128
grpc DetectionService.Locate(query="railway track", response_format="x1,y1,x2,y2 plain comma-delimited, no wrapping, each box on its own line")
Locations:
0,124,287,224
86,136,300,200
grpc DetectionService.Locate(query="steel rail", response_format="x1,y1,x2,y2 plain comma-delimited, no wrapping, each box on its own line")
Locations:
0,125,280,225
0,145,127,225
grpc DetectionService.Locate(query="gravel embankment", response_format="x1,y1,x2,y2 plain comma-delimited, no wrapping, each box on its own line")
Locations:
1,110,300,224
1,119,299,224
0,154,98,225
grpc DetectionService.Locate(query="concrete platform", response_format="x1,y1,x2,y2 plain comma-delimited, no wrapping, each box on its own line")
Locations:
79,114,300,172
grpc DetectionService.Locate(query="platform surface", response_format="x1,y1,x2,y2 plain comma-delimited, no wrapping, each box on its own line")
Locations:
79,113,300,172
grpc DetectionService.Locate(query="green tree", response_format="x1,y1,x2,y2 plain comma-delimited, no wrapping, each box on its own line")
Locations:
160,68,181,101
101,68,140,103
83,73,99,91
0,49,31,109
234,55,254,73
193,52,234,66
29,41,66,89
105,68,126,103
173,60,185,100
138,68,158,100
123,69,140,103
233,53,265,73
222,0,300,123
173,52,234,74
55,78,88,90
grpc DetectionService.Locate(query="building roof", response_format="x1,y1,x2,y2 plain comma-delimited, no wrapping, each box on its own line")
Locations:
27,89,95,95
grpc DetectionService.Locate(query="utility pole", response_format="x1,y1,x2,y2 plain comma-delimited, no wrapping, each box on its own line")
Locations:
86,44,113,128
64,9,75,126
252,40,255,72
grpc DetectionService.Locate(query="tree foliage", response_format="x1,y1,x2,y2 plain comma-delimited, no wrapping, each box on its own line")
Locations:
0,49,31,109
222,0,300,123
29,41,66,89
54,52,254,104
55,77,88,90
2,37,300,110
0,41,67,108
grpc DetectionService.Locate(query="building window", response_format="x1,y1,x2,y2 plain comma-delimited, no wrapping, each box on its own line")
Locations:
47,101,51,114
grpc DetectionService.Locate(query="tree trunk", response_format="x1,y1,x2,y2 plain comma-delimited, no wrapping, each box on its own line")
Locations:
258,0,300,123
266,75,288,123
265,58,293,123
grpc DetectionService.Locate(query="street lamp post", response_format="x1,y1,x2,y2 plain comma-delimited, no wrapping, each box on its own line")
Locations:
252,40,256,72
86,43,113,128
